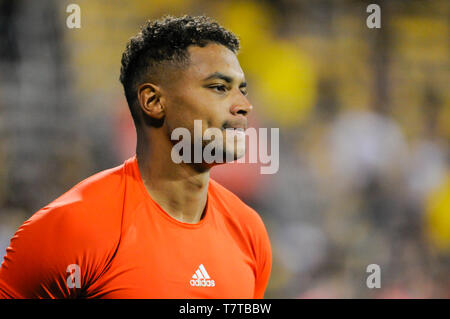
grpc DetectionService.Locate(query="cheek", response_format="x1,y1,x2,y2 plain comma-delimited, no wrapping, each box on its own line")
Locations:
165,91,223,133
164,93,193,132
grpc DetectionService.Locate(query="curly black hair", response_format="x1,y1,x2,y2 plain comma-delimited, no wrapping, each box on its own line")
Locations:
120,15,240,126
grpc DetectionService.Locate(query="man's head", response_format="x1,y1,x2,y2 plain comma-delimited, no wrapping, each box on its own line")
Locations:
120,15,252,164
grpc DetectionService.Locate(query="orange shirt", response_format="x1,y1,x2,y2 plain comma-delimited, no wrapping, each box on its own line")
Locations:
0,156,272,299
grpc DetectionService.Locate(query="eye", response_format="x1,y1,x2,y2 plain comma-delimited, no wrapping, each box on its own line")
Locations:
209,84,228,93
240,88,248,96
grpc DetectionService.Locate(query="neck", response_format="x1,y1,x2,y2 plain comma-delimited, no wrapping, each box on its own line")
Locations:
136,127,211,224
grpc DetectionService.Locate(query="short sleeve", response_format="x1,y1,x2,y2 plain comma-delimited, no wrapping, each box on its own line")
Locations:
0,202,114,299
253,215,272,299
0,206,76,298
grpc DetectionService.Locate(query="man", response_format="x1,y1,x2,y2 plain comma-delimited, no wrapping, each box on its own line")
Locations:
0,15,272,298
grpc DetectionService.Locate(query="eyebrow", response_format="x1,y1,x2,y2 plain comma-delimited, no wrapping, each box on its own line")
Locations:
203,72,247,87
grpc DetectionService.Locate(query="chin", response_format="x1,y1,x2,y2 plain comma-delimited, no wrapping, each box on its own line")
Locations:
223,130,246,161
223,141,246,162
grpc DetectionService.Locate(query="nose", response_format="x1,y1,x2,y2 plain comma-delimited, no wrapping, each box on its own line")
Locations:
230,94,253,117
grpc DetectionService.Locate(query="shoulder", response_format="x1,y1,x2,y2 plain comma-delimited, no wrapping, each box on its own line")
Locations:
56,161,127,208
208,179,268,237
208,179,272,280
20,162,128,250
46,161,128,218
0,161,133,297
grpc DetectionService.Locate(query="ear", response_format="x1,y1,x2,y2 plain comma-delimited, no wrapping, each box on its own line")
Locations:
137,83,165,120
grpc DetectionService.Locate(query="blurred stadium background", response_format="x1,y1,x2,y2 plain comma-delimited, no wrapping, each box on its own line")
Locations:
0,0,448,298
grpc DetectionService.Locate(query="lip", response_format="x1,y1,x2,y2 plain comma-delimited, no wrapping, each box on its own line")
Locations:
224,127,246,131
222,121,247,131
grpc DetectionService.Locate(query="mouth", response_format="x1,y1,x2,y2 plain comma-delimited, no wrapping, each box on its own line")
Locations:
222,124,247,140
222,121,247,131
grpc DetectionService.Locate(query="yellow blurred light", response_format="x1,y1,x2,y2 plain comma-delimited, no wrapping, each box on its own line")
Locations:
248,43,317,126
426,173,450,252
220,1,317,126
220,1,272,49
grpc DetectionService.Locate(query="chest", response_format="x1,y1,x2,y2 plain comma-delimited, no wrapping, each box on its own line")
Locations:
88,211,256,298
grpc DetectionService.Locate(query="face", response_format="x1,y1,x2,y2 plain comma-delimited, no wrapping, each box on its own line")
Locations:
159,43,252,164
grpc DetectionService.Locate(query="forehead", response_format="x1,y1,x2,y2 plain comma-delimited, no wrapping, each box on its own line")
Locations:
184,43,245,82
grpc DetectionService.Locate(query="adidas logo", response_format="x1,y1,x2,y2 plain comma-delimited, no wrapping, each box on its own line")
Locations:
190,264,215,287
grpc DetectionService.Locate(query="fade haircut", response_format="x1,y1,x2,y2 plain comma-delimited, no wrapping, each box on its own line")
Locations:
119,15,240,126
